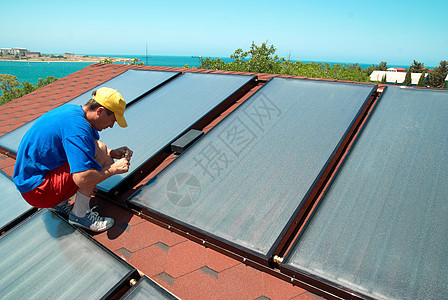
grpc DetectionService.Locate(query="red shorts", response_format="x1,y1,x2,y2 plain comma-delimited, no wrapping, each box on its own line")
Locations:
21,163,78,208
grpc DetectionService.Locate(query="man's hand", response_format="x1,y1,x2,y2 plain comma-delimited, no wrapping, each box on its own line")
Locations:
72,143,133,194
110,157,130,175
110,146,133,161
73,156,130,190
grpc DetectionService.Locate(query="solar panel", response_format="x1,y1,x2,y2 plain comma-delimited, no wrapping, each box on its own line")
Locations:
280,86,448,299
121,276,178,299
97,72,256,193
0,170,33,231
128,77,375,262
0,69,180,153
0,210,135,299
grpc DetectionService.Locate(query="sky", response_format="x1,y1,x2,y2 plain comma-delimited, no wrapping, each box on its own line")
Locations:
1,0,447,67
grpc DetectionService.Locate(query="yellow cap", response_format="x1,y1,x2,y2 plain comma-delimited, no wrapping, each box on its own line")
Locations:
93,87,127,127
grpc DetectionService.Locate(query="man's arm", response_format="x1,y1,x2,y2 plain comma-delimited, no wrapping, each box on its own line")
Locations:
72,157,129,196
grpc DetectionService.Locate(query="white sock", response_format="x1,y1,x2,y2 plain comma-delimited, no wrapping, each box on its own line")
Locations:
72,191,91,217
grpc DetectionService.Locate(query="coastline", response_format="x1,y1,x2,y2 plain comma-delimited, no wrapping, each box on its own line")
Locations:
0,55,133,63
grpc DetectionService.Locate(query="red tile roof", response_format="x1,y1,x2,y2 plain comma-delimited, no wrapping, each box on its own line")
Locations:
92,196,318,299
388,67,406,72
0,63,329,299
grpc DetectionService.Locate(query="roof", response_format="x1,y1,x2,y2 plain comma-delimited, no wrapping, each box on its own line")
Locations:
2,63,447,299
386,67,406,72
0,63,327,299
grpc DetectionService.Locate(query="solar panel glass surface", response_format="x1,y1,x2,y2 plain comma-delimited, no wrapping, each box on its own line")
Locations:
122,276,177,299
97,72,255,192
281,86,448,299
0,171,32,230
0,210,134,299
129,77,375,259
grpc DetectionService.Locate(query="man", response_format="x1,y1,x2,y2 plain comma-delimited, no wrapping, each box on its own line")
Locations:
13,87,133,232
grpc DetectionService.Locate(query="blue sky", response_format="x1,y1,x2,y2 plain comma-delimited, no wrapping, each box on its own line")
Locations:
1,0,446,67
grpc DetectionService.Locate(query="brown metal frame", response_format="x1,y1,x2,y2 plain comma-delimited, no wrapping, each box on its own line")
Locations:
121,80,380,262
114,201,370,300
116,81,383,299
277,87,385,300
101,269,141,300
270,85,381,261
280,266,374,300
127,201,271,265
0,146,16,159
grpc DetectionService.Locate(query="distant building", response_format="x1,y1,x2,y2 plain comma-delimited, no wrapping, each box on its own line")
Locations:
0,47,28,56
0,48,13,55
25,51,40,57
386,67,406,72
13,48,27,56
370,70,427,85
1,48,41,57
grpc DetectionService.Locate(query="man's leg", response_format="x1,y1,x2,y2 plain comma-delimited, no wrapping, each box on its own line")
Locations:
75,140,112,194
21,162,78,218
70,140,114,232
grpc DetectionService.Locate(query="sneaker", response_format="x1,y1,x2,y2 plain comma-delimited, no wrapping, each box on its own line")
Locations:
48,201,72,219
68,206,114,232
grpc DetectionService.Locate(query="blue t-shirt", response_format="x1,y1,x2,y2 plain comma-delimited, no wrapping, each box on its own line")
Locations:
13,105,102,193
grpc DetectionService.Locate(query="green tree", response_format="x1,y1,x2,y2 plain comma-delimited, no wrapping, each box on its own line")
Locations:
128,58,145,65
99,57,114,64
197,57,230,71
427,60,448,88
381,74,387,84
364,61,388,75
36,76,58,88
0,74,57,105
409,60,425,73
197,42,370,82
240,42,284,74
417,71,426,87
403,69,412,86
198,41,284,74
0,74,21,103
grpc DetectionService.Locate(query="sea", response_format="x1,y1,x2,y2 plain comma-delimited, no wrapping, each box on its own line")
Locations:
0,55,204,86
0,54,409,96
